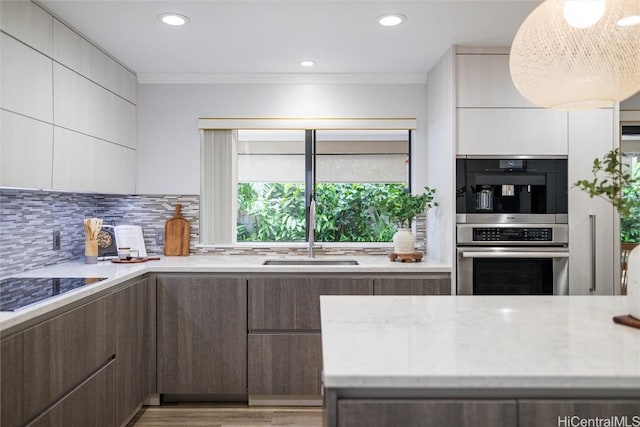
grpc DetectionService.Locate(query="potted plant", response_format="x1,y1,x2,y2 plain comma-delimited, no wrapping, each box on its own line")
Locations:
380,186,438,253
574,148,638,219
574,148,640,320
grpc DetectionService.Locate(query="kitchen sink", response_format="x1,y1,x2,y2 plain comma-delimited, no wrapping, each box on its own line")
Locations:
262,259,359,266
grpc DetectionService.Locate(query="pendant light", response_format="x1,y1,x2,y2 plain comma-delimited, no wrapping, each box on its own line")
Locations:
509,0,640,110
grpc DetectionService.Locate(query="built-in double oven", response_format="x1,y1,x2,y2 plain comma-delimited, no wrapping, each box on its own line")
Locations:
456,157,569,295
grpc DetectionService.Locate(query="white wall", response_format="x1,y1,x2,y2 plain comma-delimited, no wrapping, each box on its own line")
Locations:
425,48,455,268
137,83,428,195
621,92,640,111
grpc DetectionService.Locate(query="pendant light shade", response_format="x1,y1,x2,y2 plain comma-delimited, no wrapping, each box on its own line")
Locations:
510,0,640,110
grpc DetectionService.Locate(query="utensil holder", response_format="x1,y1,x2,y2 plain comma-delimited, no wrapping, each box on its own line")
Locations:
85,239,98,264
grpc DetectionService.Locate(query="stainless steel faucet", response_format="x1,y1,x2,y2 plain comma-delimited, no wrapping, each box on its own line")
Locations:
309,198,316,258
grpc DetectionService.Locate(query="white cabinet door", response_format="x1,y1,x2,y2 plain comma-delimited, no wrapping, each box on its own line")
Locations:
0,1,52,56
1,33,53,123
568,109,616,295
53,63,136,149
1,110,53,189
53,127,136,194
52,19,137,104
456,54,537,108
457,108,568,155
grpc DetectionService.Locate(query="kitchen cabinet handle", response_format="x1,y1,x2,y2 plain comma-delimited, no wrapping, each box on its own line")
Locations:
590,214,596,293
460,251,569,259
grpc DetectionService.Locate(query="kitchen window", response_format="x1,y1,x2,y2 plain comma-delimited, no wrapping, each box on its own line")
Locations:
199,118,415,245
621,125,640,243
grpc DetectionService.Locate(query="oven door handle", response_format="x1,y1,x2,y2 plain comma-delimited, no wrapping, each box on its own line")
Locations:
460,251,570,259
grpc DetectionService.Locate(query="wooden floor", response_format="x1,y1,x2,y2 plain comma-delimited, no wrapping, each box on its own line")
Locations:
127,404,324,427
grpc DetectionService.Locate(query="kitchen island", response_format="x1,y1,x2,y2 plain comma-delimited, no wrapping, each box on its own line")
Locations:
320,295,640,427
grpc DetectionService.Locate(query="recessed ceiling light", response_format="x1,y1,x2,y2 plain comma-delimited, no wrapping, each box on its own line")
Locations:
300,60,315,67
618,15,640,27
159,13,189,26
377,14,406,27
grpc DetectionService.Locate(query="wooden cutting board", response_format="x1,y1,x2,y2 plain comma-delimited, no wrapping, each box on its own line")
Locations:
164,204,190,256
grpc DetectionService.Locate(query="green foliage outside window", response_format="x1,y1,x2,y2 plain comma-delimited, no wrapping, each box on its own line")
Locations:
237,182,408,242
621,162,640,243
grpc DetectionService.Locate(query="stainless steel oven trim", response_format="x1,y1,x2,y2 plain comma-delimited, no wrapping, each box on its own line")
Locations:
456,246,569,296
457,155,568,160
460,251,569,258
457,224,569,246
458,214,567,224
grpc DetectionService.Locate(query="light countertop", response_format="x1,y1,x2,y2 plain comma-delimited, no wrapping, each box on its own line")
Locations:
320,295,640,394
0,255,450,334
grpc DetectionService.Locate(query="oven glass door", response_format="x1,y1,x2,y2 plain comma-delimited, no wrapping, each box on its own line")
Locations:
456,247,569,295
473,258,553,295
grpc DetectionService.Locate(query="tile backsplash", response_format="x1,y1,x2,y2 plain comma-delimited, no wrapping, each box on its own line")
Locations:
0,189,427,276
0,189,199,276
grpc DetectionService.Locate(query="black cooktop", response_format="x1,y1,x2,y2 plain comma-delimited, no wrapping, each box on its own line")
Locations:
0,277,107,311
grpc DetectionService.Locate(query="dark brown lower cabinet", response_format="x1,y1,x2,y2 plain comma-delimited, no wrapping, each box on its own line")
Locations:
28,360,115,427
337,399,517,427
157,275,247,395
518,400,640,427
1,333,23,427
249,277,373,330
374,277,451,295
248,333,322,395
22,295,115,423
115,278,156,425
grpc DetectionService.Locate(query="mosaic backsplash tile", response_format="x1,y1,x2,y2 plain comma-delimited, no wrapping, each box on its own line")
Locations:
0,189,427,276
0,190,99,276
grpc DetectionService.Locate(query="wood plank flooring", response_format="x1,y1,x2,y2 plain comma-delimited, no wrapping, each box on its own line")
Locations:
127,404,323,426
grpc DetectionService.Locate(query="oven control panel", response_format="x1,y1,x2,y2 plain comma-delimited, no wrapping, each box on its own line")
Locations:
473,227,552,242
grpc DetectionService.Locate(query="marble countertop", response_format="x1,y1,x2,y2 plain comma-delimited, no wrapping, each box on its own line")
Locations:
320,295,640,392
0,255,450,334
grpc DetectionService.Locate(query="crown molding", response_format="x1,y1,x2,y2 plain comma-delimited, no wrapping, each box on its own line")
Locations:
137,73,428,85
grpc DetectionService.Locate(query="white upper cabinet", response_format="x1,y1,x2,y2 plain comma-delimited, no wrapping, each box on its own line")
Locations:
0,1,52,56
53,19,137,104
0,1,137,194
53,63,136,149
456,54,537,108
1,110,53,189
1,33,53,122
53,127,136,194
457,108,568,155
455,50,569,156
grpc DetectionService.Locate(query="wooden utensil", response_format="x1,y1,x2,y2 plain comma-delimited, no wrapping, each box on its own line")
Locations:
164,204,190,256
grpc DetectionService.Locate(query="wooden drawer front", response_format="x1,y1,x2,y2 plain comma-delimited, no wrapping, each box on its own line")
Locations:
248,333,322,396
115,278,156,425
22,295,115,422
249,277,372,330
1,334,23,427
518,400,640,427
28,360,116,427
338,399,517,427
374,278,451,295
157,276,247,394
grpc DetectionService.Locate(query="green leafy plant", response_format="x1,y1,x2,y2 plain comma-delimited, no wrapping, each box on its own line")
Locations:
236,182,410,242
574,148,640,242
621,162,640,243
377,186,438,229
315,183,406,242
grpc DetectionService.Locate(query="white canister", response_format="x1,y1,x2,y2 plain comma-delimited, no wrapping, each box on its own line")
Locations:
393,228,416,254
628,245,640,319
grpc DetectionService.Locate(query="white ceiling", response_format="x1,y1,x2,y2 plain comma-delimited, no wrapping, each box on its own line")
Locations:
39,0,541,83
